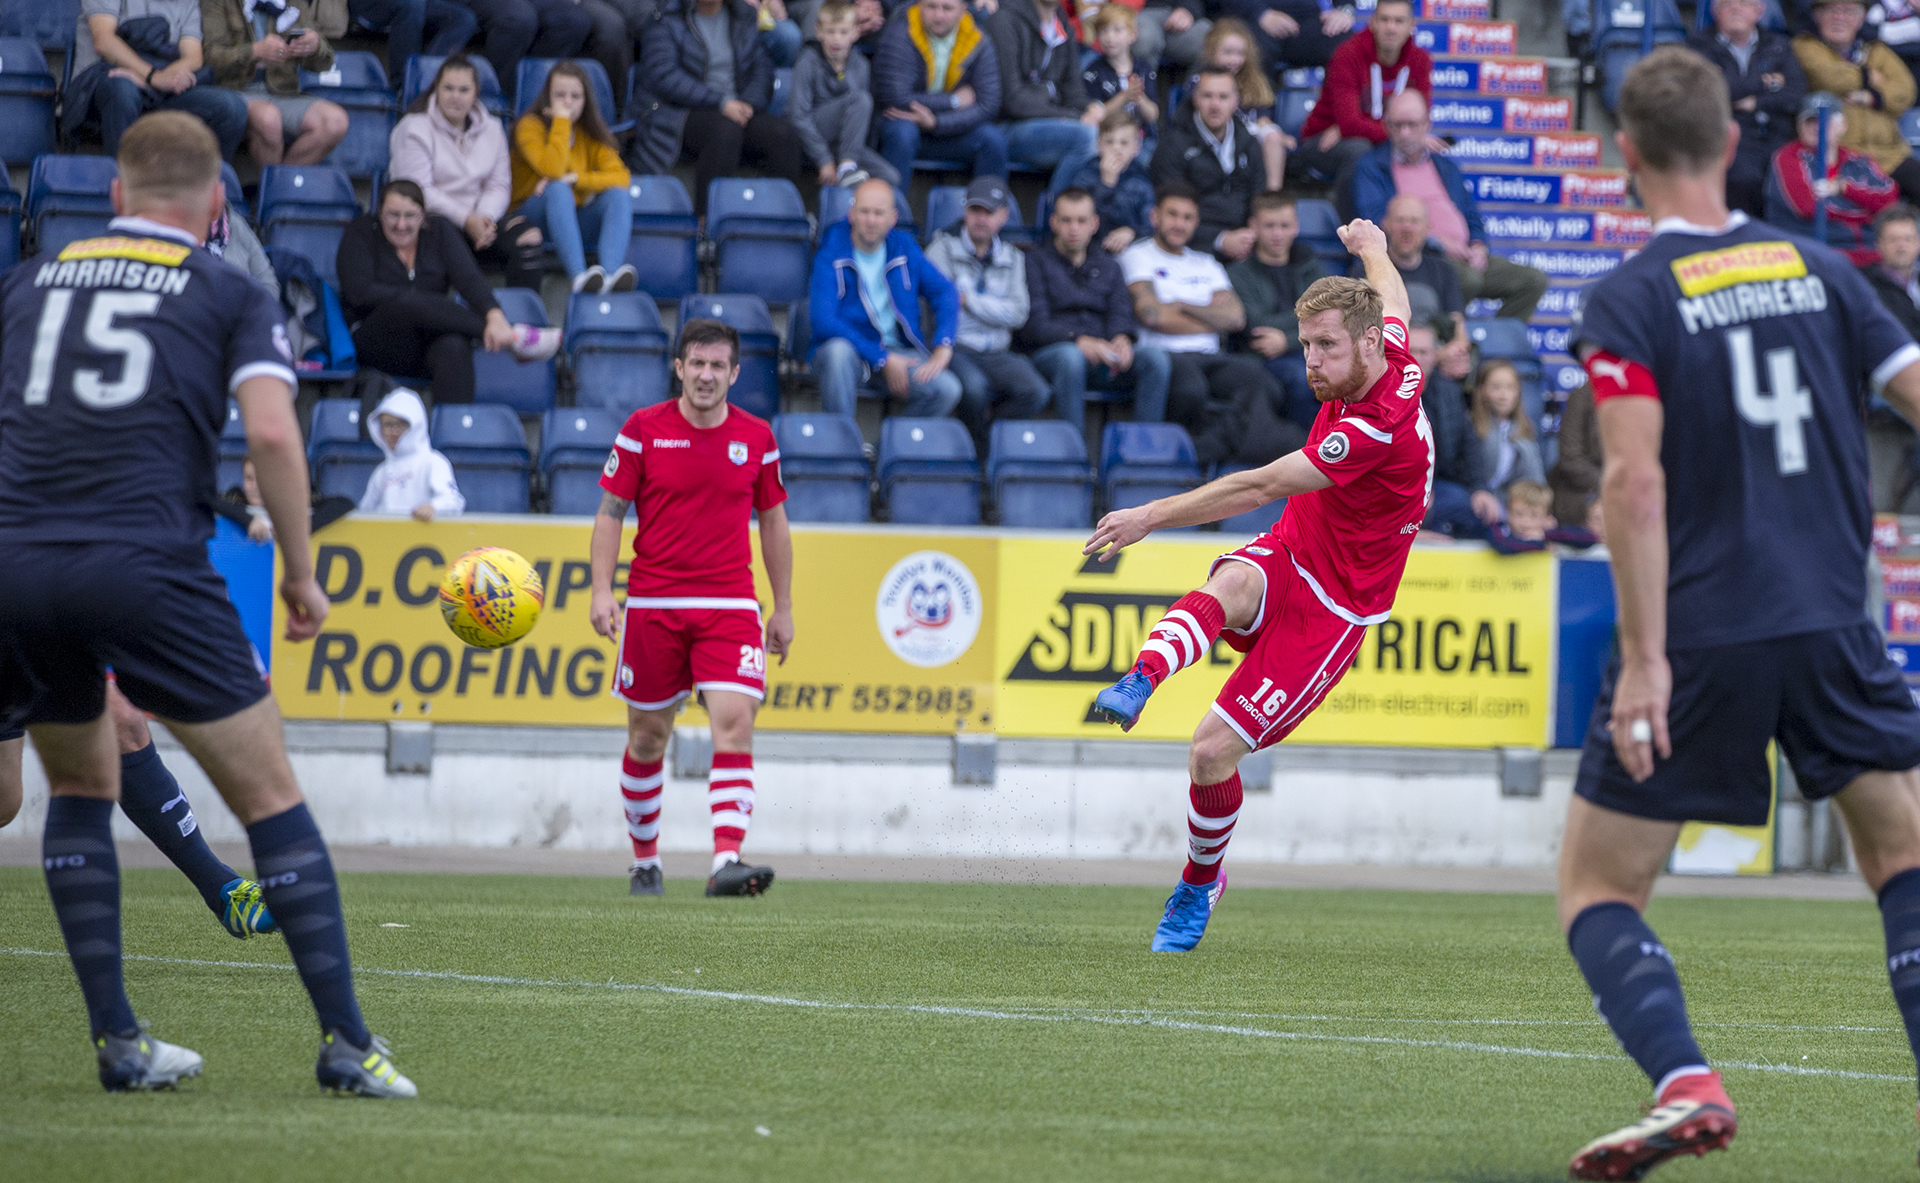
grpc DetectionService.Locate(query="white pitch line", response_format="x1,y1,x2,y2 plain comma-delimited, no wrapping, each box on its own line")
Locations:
1002,1006,1902,1035
1,948,1909,1083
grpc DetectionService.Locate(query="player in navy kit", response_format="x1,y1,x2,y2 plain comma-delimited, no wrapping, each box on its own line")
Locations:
1557,49,1920,1179
0,113,413,1096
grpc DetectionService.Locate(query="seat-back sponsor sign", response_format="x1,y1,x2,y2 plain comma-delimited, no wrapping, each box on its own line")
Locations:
1449,132,1601,169
1431,96,1573,133
1481,208,1649,247
1430,56,1549,96
1528,323,1572,356
1469,169,1631,208
1356,0,1492,15
1469,283,1588,321
1415,19,1516,55
1495,244,1629,281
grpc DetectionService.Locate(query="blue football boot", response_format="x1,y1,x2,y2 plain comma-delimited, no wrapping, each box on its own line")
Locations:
1150,875,1226,952
218,877,278,938
1092,666,1156,731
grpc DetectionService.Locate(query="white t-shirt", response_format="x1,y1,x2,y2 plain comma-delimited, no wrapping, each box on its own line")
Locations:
1120,239,1230,355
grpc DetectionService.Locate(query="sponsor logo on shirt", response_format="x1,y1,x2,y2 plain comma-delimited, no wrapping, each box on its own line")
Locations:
652,438,693,448
1319,432,1351,463
1669,241,1807,297
1245,546,1272,555
57,236,191,267
728,441,749,465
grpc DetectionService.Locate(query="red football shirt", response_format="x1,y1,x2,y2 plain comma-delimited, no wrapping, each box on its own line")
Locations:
1275,316,1435,622
599,401,786,599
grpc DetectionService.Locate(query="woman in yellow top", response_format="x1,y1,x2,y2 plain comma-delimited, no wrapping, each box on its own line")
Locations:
511,61,636,293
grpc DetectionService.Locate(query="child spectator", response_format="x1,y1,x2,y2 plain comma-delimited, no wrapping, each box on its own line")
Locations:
1470,359,1544,509
790,0,901,187
360,388,466,521
1202,19,1289,191
1066,110,1155,254
216,459,354,541
1504,479,1554,543
510,60,635,294
1083,6,1158,131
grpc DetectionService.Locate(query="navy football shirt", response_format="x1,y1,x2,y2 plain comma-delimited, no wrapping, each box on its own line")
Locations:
0,217,296,548
1574,214,1920,649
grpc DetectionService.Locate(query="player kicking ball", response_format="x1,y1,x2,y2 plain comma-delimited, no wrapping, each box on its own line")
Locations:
1083,217,1433,952
0,113,411,1097
1558,48,1920,1179
589,319,794,898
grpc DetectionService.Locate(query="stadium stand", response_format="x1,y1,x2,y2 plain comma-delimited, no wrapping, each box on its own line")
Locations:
219,400,249,493
677,294,782,420
26,154,115,258
0,37,58,166
1593,0,1688,113
431,403,532,512
308,401,385,502
300,51,396,179
625,175,700,302
879,418,982,526
706,178,812,307
474,287,558,414
513,58,631,134
1213,463,1287,537
257,165,360,287
564,291,673,414
1101,423,1201,524
539,407,623,515
923,185,968,244
988,420,1095,530
403,54,511,117
773,413,872,524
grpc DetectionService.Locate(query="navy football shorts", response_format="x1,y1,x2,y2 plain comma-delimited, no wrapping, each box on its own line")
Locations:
0,542,269,727
1576,623,1920,827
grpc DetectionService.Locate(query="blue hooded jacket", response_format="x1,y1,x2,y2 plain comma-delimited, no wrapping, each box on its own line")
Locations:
808,220,959,367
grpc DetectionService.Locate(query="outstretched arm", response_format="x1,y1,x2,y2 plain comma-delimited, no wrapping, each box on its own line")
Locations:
1083,450,1333,558
1338,218,1410,326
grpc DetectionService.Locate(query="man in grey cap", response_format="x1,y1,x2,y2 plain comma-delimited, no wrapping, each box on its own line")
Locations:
925,176,1052,450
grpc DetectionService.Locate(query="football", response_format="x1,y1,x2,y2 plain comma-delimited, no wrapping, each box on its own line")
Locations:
439,547,544,649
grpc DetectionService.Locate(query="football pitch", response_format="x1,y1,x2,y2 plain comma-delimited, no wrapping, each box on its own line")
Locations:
2,867,1916,1182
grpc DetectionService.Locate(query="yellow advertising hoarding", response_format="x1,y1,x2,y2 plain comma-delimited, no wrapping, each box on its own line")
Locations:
994,538,1556,747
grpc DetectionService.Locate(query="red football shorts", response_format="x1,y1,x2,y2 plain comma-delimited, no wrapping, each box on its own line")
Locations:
613,598,767,711
1208,535,1372,752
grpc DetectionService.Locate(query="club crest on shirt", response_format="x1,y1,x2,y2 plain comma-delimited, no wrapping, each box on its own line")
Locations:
1319,431,1350,463
604,450,620,478
728,441,749,465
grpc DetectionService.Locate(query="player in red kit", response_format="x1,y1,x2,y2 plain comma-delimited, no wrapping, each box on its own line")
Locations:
1083,218,1434,951
588,319,795,898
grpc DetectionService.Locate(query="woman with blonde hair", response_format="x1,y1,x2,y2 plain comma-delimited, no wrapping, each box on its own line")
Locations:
1201,18,1288,189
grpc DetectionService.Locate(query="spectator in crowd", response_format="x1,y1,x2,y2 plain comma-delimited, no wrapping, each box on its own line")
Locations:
202,0,350,166
512,61,636,292
926,177,1052,449
392,55,544,292
451,0,593,102
1225,191,1324,431
1134,0,1209,72
216,458,354,541
1066,109,1154,254
578,0,658,107
207,202,277,294
346,0,478,82
1687,0,1807,216
1149,66,1258,261
1865,203,1920,339
1202,19,1290,191
1362,193,1471,376
809,178,964,419
337,180,560,404
629,0,806,210
1878,0,1920,80
1766,92,1899,263
1503,480,1554,543
1083,5,1158,132
792,0,900,187
1294,0,1427,206
1469,358,1542,510
1240,0,1355,72
1548,379,1603,535
67,0,249,158
1407,320,1497,540
1022,186,1171,433
757,0,805,66
1795,0,1920,202
984,0,1102,189
1122,184,1297,467
361,387,466,521
1351,91,1550,323
873,0,1007,183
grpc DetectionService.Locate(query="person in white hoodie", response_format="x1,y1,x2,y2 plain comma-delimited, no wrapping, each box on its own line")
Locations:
359,388,466,521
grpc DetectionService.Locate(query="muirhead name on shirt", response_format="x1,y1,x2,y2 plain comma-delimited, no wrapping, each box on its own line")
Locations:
1675,275,1828,335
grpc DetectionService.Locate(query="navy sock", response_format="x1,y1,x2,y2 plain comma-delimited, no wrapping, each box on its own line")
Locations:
246,803,370,1047
1877,867,1920,1083
43,796,138,1038
1567,902,1708,1090
115,743,237,913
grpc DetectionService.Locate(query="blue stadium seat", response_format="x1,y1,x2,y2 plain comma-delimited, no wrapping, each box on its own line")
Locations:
257,165,359,228
540,408,623,515
302,51,395,178
514,58,631,132
989,421,1094,529
678,294,781,419
0,0,77,91
1903,108,1920,151
0,170,21,272
770,66,792,116
27,154,115,257
431,403,531,512
1596,0,1688,112
218,399,250,492
818,183,913,239
1274,90,1317,140
563,291,672,413
474,287,556,413
1212,464,1286,537
308,399,383,501
1294,198,1345,271
879,418,980,525
625,175,700,300
1101,423,1200,522
1277,67,1323,93
270,222,349,286
0,39,57,165
1466,317,1542,382
404,54,510,116
923,185,966,244
220,162,248,219
707,178,811,306
772,413,870,522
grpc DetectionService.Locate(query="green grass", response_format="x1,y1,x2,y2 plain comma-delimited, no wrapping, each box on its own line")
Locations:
2,867,1916,1182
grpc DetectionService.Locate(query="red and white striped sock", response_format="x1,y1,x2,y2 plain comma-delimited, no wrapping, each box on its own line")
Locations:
620,754,664,868
1182,772,1243,886
1135,592,1226,688
709,752,755,873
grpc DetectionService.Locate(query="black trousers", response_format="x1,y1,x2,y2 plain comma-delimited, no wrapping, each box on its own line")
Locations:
453,0,593,99
351,292,486,404
1895,156,1920,208
681,106,807,216
1168,351,1300,468
1251,0,1348,69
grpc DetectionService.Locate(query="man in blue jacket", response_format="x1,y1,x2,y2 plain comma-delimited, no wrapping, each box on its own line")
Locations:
1349,90,1549,323
809,177,964,419
873,0,1007,184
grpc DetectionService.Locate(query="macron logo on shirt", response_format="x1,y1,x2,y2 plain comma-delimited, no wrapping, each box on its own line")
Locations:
652,439,692,448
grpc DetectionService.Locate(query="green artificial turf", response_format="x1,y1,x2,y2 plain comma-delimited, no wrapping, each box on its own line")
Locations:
1,866,1915,1182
